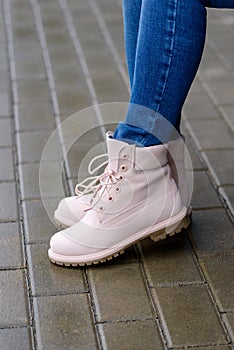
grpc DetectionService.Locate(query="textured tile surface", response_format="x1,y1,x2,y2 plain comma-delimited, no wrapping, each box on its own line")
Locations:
88,263,154,322
28,243,86,296
34,294,97,350
189,209,234,256
153,284,227,347
99,320,164,350
200,252,234,311
0,222,23,268
0,270,28,327
140,236,202,286
0,328,32,350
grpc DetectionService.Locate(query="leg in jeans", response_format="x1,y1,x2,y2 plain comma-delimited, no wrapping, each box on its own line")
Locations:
114,0,234,146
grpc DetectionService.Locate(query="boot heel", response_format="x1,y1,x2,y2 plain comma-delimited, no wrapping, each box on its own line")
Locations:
150,214,191,242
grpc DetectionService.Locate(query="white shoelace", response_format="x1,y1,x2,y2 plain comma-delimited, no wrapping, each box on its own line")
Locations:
74,153,121,210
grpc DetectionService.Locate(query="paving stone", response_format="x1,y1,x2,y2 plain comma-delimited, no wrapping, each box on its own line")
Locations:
99,320,164,350
88,263,153,322
189,119,234,150
34,294,97,350
188,209,234,256
191,171,222,209
140,236,202,286
0,182,18,221
0,148,14,181
0,91,12,117
14,57,46,79
15,80,50,104
204,150,234,186
185,138,204,171
17,130,58,163
56,86,91,116
28,243,86,296
15,102,55,131
0,270,28,327
221,185,234,210
0,118,12,147
195,346,231,350
220,105,234,133
19,162,64,200
205,76,234,105
152,284,227,347
0,327,32,350
184,92,220,120
223,313,234,343
200,252,234,311
0,222,23,269
22,199,58,243
13,40,42,58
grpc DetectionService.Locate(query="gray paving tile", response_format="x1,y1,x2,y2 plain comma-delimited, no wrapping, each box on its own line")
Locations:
0,182,18,221
28,243,86,296
185,138,204,171
13,40,42,58
0,327,32,350
184,92,220,120
152,284,227,347
0,148,14,181
19,162,64,200
205,76,234,105
17,130,58,163
56,85,91,115
0,119,12,147
99,320,164,350
15,102,55,131
0,91,12,117
22,199,58,243
191,171,222,209
14,57,46,79
188,209,234,256
223,313,234,343
0,222,23,269
88,263,153,322
204,150,234,186
15,80,50,104
194,346,231,350
220,105,234,133
140,236,202,286
0,270,28,327
189,119,234,150
221,185,234,210
200,252,234,312
34,294,97,350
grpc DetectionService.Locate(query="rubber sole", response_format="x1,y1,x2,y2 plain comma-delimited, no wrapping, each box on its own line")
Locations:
49,209,191,267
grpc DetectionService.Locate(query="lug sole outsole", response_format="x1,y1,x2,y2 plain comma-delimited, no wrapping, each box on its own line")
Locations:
49,214,191,267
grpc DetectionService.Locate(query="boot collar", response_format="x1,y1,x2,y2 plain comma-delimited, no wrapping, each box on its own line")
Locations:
106,131,168,172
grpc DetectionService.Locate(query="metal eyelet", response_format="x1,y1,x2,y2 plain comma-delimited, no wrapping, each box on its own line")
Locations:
115,187,120,192
121,165,127,172
99,206,104,211
122,153,128,159
108,196,113,201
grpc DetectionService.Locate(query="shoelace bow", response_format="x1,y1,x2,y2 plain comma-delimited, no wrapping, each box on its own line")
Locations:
74,153,121,210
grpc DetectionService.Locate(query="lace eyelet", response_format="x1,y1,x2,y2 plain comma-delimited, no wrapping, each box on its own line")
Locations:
108,196,113,201
122,153,128,159
115,187,120,192
99,206,104,211
121,165,127,172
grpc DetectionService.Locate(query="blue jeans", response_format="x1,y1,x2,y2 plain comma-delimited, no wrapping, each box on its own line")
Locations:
113,0,234,146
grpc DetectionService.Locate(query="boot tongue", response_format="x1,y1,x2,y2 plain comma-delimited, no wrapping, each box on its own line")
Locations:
106,131,128,172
